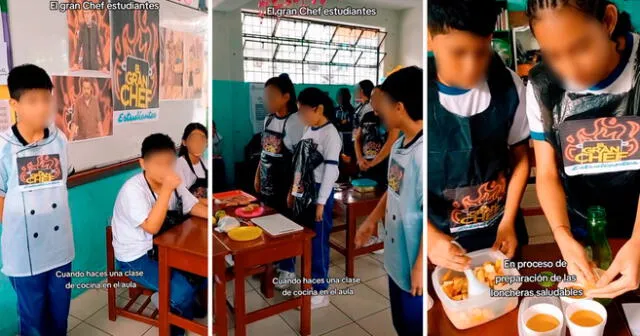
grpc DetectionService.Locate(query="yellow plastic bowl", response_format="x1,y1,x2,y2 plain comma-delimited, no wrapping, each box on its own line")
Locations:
228,226,263,242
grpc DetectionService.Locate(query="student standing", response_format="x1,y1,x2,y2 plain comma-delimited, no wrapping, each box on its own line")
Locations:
0,64,75,336
176,122,208,200
111,133,208,336
525,0,640,296
425,0,531,272
254,74,304,213
335,88,355,133
286,88,342,309
355,66,424,335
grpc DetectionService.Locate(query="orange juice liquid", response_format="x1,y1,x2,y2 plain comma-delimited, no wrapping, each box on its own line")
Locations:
570,310,603,327
526,314,560,332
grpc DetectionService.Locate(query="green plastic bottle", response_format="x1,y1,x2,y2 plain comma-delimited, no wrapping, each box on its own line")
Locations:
587,206,612,270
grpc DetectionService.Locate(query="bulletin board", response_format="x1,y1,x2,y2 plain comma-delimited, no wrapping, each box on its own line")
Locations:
7,0,208,171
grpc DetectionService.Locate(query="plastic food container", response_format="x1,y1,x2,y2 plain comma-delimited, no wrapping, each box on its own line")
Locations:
432,248,521,330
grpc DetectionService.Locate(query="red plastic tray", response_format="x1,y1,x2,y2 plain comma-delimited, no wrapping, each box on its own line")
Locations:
213,190,257,206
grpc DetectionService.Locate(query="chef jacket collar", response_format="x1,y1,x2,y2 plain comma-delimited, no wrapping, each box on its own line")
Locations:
11,124,50,146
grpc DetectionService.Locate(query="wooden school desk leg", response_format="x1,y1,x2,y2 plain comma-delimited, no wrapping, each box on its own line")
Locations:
234,256,247,336
300,239,312,336
158,246,170,336
214,255,227,336
346,205,356,278
261,263,275,299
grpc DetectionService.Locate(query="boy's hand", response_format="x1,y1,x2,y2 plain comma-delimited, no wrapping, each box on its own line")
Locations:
254,175,261,194
492,221,518,258
315,204,324,222
355,218,376,248
555,228,596,285
588,238,640,298
427,230,470,272
411,261,423,296
162,172,182,192
358,159,370,171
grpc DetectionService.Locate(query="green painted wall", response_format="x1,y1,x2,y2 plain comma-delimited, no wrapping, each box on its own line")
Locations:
212,80,350,184
508,0,640,28
0,168,140,335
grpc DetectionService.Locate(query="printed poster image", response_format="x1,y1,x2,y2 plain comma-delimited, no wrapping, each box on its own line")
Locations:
184,33,204,99
249,83,266,134
111,1,160,124
160,28,185,100
52,76,113,142
0,100,11,131
67,0,110,73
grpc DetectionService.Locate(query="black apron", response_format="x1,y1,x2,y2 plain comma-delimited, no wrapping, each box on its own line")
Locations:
259,114,295,212
290,139,324,221
185,157,208,198
427,54,528,252
528,36,640,239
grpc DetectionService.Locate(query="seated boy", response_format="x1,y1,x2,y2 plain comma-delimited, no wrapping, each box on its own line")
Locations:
427,0,530,270
111,133,207,335
0,64,75,336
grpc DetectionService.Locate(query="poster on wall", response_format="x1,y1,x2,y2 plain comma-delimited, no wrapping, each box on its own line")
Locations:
160,28,185,100
0,99,11,131
0,0,11,84
111,1,160,124
168,0,199,9
67,0,110,73
184,33,204,99
249,83,266,134
52,76,113,142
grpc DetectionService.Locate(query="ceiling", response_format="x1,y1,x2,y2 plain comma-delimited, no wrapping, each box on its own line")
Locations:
212,0,421,12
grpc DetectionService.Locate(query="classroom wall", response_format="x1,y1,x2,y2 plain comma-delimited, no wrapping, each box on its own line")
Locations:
212,0,403,81
0,168,140,335
399,6,424,67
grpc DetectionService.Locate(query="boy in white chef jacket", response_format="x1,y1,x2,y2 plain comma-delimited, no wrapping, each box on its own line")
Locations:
111,133,208,336
0,64,75,336
355,67,424,336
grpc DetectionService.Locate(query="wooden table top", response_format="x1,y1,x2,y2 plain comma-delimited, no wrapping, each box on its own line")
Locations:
333,187,384,205
213,204,315,255
153,217,208,258
428,239,634,335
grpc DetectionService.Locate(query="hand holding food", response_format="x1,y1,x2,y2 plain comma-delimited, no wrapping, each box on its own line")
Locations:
427,230,470,272
588,238,640,298
556,229,597,285
492,221,518,258
440,260,506,301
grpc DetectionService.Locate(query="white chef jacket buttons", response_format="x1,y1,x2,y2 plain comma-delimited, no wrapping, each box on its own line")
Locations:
52,203,57,209
33,233,38,238
54,226,59,231
30,210,35,215
392,215,396,220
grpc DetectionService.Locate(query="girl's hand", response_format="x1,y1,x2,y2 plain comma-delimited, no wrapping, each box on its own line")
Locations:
358,159,370,171
287,193,294,209
427,230,470,272
254,175,261,194
411,261,423,296
588,238,640,298
555,229,596,285
315,204,324,222
355,218,376,248
492,221,518,258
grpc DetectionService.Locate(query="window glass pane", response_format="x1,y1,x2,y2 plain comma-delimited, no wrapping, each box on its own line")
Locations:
244,40,277,59
305,47,336,63
275,45,307,61
330,65,354,85
244,60,274,83
304,64,330,84
274,62,303,83
242,14,276,36
333,49,360,65
306,23,335,42
358,51,378,66
333,27,361,45
356,30,379,48
274,19,308,39
355,67,378,84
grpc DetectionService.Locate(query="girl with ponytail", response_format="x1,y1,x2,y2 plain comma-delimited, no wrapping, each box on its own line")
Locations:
525,0,640,298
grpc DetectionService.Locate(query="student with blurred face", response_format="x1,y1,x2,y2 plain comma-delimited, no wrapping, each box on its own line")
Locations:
176,123,208,200
111,134,207,336
525,0,640,298
426,0,531,271
355,67,424,335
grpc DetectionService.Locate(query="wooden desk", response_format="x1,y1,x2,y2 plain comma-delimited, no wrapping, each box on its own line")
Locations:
428,239,633,335
213,205,315,336
213,237,228,336
331,188,384,277
154,217,208,336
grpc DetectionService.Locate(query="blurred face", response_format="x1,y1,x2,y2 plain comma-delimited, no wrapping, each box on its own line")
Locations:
140,151,177,185
183,129,207,157
428,29,492,89
375,90,404,129
354,85,364,102
10,89,53,129
264,85,289,114
532,6,619,88
297,103,324,126
370,88,381,116
81,81,92,97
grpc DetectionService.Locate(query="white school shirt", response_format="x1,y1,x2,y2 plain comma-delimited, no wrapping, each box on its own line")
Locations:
0,125,75,276
300,122,342,205
111,172,198,262
526,33,640,140
263,112,305,151
175,155,207,190
438,68,530,145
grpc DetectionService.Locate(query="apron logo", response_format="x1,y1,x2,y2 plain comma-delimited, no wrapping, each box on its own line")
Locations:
446,175,506,233
262,134,283,155
18,154,64,190
388,159,404,195
561,117,640,176
363,141,381,158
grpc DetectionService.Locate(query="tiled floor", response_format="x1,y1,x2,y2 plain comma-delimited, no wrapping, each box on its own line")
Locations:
67,285,206,335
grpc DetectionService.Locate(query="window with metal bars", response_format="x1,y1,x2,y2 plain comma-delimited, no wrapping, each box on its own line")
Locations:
242,11,387,85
